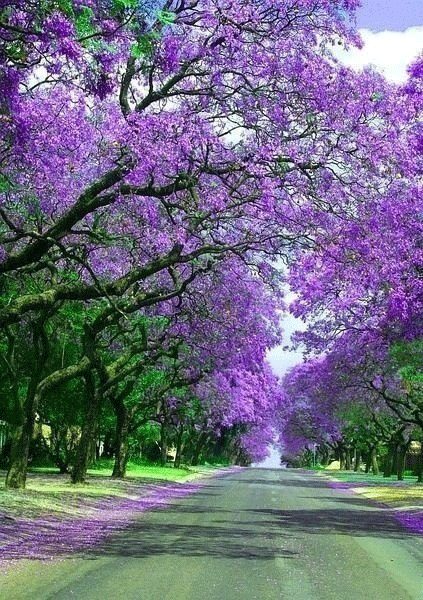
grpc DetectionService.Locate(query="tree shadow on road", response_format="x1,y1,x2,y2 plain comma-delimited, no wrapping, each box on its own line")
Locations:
164,503,227,514
318,496,389,508
244,478,331,489
84,519,298,561
240,506,416,539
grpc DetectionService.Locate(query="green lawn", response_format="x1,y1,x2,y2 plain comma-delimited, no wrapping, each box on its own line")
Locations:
88,459,195,479
318,469,423,508
0,461,209,520
320,469,419,485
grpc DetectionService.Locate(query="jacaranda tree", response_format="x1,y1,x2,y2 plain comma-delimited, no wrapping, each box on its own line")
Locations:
1,0,395,488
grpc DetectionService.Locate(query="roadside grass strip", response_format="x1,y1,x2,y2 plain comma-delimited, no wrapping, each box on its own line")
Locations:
317,470,423,535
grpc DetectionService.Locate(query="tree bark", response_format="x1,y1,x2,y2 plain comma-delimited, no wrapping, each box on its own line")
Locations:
383,446,394,478
112,437,129,478
5,320,49,489
6,377,40,488
397,444,407,481
364,458,370,473
190,432,207,466
354,450,361,472
71,374,102,484
345,448,352,470
159,423,168,466
174,425,184,469
320,446,330,466
397,452,405,481
339,448,346,470
5,423,30,489
416,443,423,483
370,447,379,475
391,445,399,476
112,400,130,478
43,427,72,474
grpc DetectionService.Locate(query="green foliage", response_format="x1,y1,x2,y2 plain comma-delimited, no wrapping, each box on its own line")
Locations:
391,339,423,384
133,421,160,442
113,0,139,9
75,6,96,38
274,157,291,175
399,366,423,383
157,9,176,24
37,0,74,19
131,31,160,57
3,40,27,62
138,367,166,388
58,0,75,17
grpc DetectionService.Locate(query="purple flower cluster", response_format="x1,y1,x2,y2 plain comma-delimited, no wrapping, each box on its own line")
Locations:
394,510,423,535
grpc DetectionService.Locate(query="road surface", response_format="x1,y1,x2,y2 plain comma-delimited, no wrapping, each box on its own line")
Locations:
2,468,423,600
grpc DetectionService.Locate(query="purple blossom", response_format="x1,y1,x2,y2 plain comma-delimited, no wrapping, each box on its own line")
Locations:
408,58,423,80
45,14,75,39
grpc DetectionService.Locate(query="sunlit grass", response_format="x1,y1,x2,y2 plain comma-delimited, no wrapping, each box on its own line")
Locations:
320,469,418,485
0,461,205,520
354,485,423,505
88,460,195,480
318,469,423,506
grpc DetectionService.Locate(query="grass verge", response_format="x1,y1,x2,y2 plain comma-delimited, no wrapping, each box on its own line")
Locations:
0,463,236,565
0,462,214,521
316,469,423,507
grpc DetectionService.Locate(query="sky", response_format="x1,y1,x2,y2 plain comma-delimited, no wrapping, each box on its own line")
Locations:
267,0,423,378
356,0,423,32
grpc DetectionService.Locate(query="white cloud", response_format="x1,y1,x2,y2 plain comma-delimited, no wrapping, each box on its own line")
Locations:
332,26,423,83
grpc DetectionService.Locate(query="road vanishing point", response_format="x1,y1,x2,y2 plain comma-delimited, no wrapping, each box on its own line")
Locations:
3,468,423,600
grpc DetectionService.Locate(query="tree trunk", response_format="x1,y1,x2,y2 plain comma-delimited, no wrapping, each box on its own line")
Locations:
339,448,346,470
5,382,38,489
354,450,361,472
416,443,423,483
397,445,407,481
5,319,50,489
112,437,129,478
111,396,131,478
50,439,70,474
44,426,73,474
191,432,207,466
391,445,399,476
174,425,184,469
345,448,352,470
364,448,371,473
320,446,330,466
5,424,30,489
370,447,379,475
383,446,394,477
71,375,102,484
159,423,168,466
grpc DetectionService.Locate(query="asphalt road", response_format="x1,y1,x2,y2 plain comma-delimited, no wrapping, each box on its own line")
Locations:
3,468,423,600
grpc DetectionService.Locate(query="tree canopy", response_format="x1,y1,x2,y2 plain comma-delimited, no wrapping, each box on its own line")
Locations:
3,0,423,487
